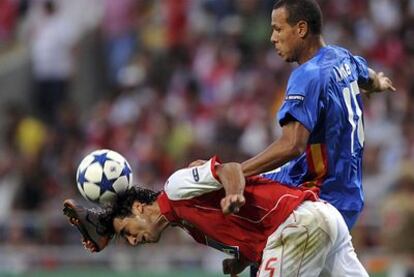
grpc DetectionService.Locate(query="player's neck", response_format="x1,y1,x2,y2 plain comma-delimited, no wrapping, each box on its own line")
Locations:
298,36,326,65
148,202,170,231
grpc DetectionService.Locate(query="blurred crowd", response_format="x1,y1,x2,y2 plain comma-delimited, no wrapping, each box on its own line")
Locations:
0,0,413,273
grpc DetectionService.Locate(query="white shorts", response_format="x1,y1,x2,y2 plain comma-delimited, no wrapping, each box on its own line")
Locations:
258,201,368,277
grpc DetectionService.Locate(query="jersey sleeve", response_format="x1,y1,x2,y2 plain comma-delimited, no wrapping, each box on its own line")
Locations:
352,55,369,84
278,68,322,132
164,156,222,200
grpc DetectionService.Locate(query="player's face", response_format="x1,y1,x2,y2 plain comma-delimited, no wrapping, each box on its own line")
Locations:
113,202,162,246
270,7,301,63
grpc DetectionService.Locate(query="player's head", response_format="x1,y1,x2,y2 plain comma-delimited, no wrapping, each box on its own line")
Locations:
270,0,323,63
109,186,164,246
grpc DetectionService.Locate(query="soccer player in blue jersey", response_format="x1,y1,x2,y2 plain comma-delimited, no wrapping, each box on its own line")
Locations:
241,0,396,230
185,0,396,274
240,1,395,276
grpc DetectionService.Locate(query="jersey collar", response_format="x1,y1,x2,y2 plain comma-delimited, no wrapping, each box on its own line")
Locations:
157,192,178,222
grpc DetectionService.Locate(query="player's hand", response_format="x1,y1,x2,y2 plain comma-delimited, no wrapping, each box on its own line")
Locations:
365,72,396,97
221,194,245,215
222,258,249,276
188,159,207,167
376,72,396,92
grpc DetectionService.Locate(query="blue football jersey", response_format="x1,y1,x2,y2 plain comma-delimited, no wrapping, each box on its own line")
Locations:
262,45,369,214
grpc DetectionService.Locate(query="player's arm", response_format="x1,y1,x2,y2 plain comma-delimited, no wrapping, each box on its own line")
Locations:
241,120,309,177
216,162,246,215
166,158,245,214
359,67,396,95
188,159,207,167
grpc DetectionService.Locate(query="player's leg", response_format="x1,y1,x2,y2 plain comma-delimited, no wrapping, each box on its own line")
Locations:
63,199,112,251
321,203,369,277
258,201,333,277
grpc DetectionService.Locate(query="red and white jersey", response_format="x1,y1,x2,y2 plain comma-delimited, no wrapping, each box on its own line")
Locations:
156,156,318,263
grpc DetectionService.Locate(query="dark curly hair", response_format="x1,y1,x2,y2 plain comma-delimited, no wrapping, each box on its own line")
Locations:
273,0,323,35
97,186,161,236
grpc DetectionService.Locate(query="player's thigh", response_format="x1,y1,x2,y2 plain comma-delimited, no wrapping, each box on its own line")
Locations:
321,206,369,277
258,224,332,277
321,246,368,276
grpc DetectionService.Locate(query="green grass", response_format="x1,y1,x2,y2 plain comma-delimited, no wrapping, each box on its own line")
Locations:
0,270,249,277
0,269,387,277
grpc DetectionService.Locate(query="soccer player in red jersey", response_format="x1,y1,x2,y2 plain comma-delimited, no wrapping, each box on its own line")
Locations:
64,157,368,276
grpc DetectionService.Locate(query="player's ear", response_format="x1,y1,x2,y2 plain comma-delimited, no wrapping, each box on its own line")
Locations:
297,20,308,38
131,201,144,214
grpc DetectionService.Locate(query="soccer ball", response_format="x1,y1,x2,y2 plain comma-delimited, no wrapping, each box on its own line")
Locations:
76,149,133,204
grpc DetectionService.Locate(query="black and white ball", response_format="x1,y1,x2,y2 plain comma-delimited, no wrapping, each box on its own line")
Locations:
76,149,133,204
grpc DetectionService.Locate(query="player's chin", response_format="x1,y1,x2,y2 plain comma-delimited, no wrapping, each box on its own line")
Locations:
152,235,161,243
285,55,295,63
131,241,155,247
138,239,158,245
140,234,160,245
279,54,290,63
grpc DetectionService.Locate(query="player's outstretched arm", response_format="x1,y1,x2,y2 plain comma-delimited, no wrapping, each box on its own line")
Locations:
360,68,396,96
216,162,246,215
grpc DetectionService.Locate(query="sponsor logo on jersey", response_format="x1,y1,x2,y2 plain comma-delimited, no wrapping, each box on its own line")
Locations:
192,168,200,182
285,95,305,101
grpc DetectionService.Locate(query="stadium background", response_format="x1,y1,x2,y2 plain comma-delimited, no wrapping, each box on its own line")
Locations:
0,0,413,276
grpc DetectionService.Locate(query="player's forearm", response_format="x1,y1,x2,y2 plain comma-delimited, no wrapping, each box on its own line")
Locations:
242,121,309,177
241,137,303,177
216,163,245,195
359,68,380,92
359,67,396,95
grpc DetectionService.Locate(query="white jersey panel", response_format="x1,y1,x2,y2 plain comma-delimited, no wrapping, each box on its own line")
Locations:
164,158,222,200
